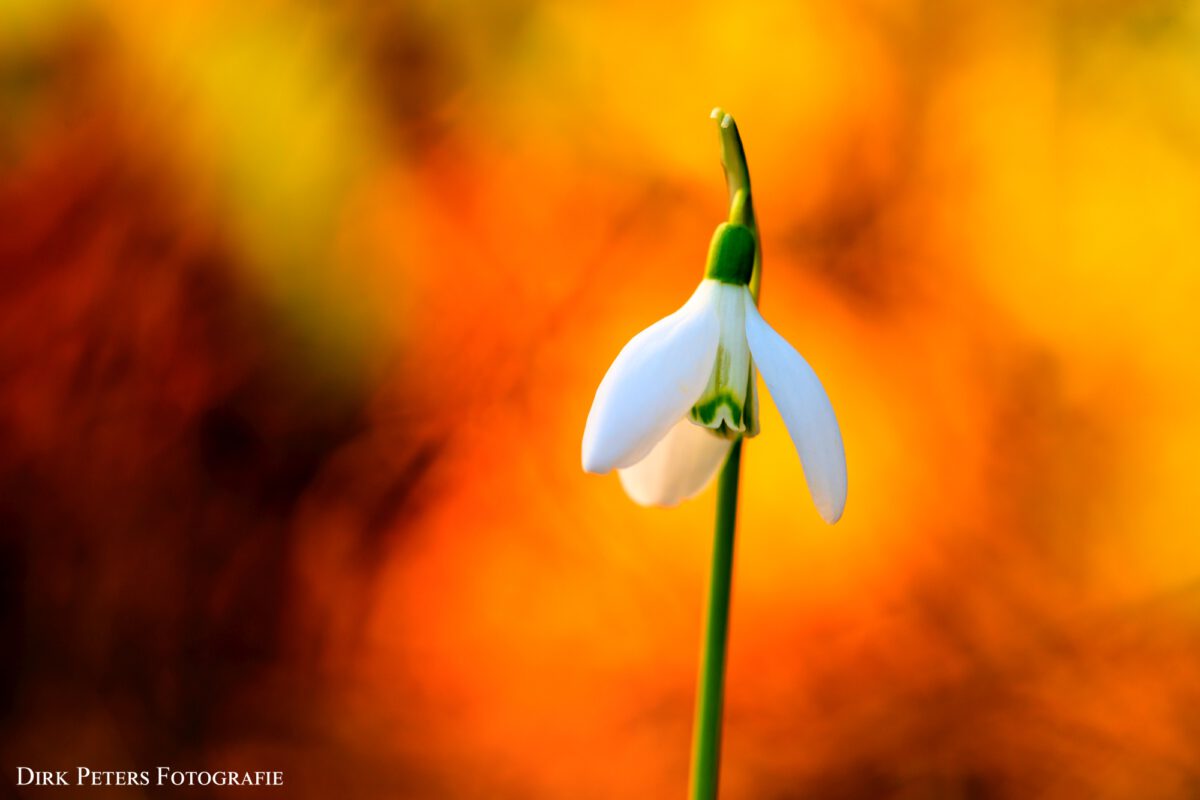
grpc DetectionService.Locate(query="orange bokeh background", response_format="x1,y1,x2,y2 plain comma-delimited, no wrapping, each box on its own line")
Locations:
3,1,1200,797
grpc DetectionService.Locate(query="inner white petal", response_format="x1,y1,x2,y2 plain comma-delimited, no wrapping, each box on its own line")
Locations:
617,418,732,507
688,282,752,437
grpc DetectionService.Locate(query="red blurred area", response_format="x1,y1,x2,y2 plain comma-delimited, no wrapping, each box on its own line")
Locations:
3,2,1200,798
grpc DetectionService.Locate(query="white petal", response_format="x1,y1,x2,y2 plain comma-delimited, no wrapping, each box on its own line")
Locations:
582,282,721,473
688,282,752,434
617,419,732,506
743,290,847,524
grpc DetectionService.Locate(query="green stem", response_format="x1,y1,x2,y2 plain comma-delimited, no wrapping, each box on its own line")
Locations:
688,438,743,800
710,108,761,300
688,108,758,799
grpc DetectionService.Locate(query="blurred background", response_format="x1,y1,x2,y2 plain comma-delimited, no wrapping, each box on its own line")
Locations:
2,0,1200,797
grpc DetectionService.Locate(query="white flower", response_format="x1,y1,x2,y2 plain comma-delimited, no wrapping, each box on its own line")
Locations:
581,222,847,523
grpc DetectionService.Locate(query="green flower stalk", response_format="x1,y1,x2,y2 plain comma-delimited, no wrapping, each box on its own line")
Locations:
581,109,848,797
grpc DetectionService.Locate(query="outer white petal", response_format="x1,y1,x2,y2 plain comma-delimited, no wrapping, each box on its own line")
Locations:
617,419,732,506
742,290,847,524
582,282,721,473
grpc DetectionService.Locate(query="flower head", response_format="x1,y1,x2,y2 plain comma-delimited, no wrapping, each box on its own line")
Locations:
581,110,847,523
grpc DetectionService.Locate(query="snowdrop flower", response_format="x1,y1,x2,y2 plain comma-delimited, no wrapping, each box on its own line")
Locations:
581,158,846,523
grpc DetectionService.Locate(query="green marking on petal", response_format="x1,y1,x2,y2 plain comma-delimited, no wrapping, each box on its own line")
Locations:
688,395,745,441
741,365,760,438
688,283,753,440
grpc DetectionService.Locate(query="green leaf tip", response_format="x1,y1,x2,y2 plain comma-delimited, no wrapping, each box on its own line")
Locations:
707,107,761,299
